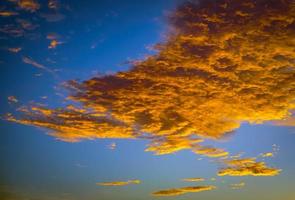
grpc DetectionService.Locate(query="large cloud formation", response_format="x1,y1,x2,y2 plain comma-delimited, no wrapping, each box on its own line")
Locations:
8,0,295,159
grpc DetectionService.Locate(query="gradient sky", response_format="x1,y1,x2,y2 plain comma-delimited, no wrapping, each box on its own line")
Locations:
1,0,295,200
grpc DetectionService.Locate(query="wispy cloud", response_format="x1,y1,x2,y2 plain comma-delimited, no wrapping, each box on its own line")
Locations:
96,179,140,186
152,185,216,197
22,56,53,73
230,182,245,189
0,11,18,17
181,177,205,182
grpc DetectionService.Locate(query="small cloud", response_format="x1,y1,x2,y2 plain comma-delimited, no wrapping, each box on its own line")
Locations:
152,185,216,197
16,19,39,30
260,152,274,158
181,177,205,182
0,24,24,37
8,96,18,103
0,11,18,17
22,56,53,73
230,182,245,190
96,179,140,186
145,137,203,155
193,146,229,158
48,0,59,10
218,158,281,177
46,32,60,40
18,0,40,12
8,47,22,53
48,39,63,49
107,142,116,150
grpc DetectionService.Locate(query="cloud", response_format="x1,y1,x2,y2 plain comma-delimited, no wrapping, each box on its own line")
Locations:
192,146,229,158
107,142,116,150
8,105,135,142
22,56,53,73
8,0,295,157
152,185,216,196
261,152,274,158
8,47,22,53
145,137,203,155
0,11,18,17
96,179,140,186
0,24,24,37
218,158,281,176
230,182,245,189
16,19,39,30
181,177,204,182
8,96,18,103
48,0,60,10
18,0,40,12
273,116,295,127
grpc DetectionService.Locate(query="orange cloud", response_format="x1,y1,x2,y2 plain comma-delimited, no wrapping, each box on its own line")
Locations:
18,0,40,12
273,116,295,127
192,146,228,158
0,11,18,17
96,179,140,186
152,185,216,196
145,137,203,155
218,158,281,176
8,0,295,158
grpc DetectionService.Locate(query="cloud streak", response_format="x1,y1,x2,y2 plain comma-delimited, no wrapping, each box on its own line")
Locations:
152,185,216,197
96,179,140,186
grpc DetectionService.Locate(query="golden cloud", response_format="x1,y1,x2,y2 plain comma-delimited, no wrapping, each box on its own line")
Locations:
273,116,295,127
96,179,140,186
261,152,274,158
152,185,216,197
218,158,281,176
18,0,40,12
0,11,18,17
8,0,295,157
192,146,229,158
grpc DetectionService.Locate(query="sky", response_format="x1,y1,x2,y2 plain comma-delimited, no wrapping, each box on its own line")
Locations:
0,0,295,199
